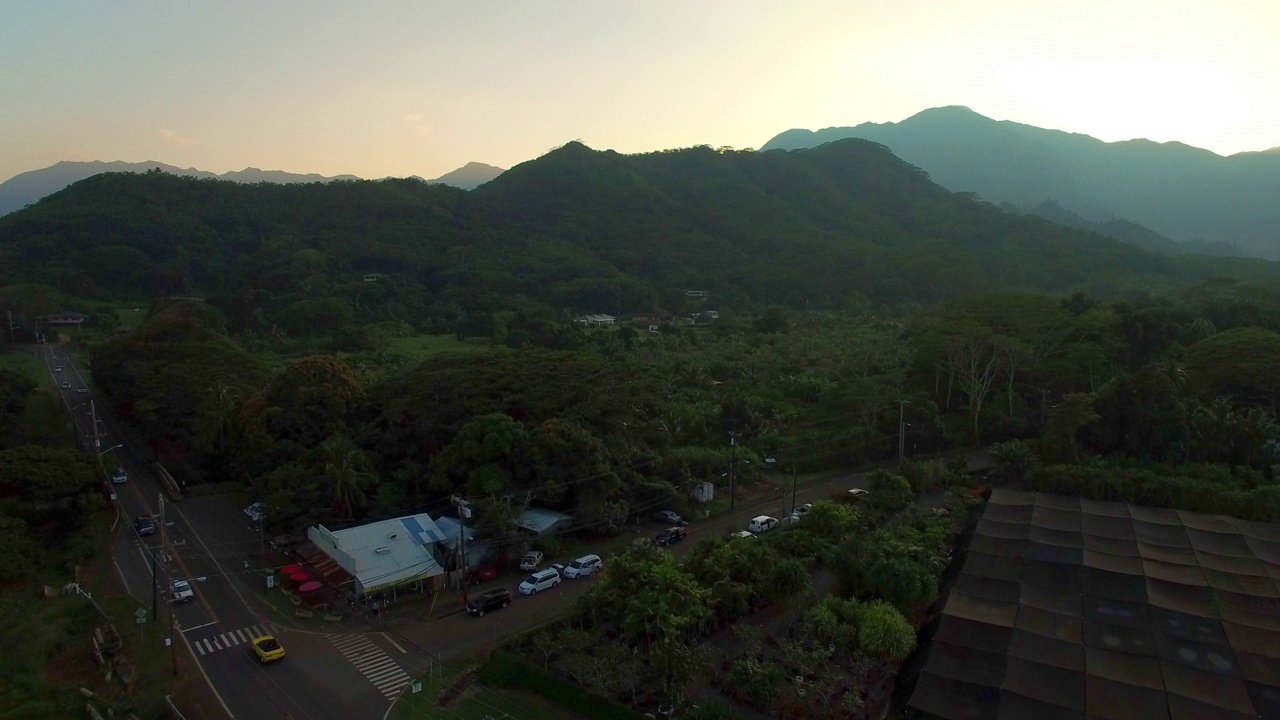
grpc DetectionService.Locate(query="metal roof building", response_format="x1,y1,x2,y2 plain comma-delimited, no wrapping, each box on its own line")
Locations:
308,514,449,596
906,489,1280,720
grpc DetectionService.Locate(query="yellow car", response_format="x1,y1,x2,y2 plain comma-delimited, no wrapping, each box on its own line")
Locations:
251,635,285,663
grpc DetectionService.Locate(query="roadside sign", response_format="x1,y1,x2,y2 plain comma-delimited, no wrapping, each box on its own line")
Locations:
266,575,276,589
135,608,148,625
410,680,422,694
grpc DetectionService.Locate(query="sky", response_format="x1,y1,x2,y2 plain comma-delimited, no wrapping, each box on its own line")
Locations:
2,0,1278,183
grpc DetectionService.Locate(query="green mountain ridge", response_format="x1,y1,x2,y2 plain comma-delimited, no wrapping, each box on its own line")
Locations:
762,107,1280,258
1,140,1276,333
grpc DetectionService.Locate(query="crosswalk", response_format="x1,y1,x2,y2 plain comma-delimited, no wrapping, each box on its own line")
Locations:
329,633,412,700
192,624,274,655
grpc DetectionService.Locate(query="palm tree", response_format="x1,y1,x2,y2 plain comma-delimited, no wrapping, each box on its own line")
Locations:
194,384,242,455
321,436,373,519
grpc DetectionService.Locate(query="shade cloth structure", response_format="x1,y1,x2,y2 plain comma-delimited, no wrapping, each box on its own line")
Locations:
288,571,311,584
297,581,323,594
280,564,301,576
909,491,1280,720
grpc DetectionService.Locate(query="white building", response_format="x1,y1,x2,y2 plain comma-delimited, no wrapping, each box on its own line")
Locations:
307,513,448,597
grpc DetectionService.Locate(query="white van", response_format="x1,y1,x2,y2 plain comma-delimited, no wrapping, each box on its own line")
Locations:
563,554,602,579
748,515,779,534
518,567,561,595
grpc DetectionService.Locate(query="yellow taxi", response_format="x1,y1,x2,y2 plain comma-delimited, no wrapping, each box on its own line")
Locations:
251,635,285,663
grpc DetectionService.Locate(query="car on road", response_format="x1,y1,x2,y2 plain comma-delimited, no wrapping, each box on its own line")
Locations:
519,551,544,571
848,488,869,500
653,510,687,526
466,588,512,617
748,515,780,534
110,468,128,484
53,365,62,372
171,579,194,603
730,530,756,540
518,567,561,595
562,554,602,579
77,387,87,394
60,381,71,389
135,515,156,536
789,503,814,522
251,635,285,663
654,526,687,546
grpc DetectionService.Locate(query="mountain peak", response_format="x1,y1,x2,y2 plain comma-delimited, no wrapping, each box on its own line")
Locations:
428,161,505,190
760,107,1280,256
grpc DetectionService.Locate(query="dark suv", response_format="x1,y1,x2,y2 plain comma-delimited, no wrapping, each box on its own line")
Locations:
466,588,511,617
135,515,156,536
654,526,687,547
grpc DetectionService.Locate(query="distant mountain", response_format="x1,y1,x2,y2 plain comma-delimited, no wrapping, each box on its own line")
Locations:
428,161,505,190
0,160,360,217
998,200,1246,257
5,139,1277,313
762,107,1280,258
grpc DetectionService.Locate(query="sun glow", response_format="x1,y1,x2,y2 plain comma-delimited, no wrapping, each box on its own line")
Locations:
995,61,1259,150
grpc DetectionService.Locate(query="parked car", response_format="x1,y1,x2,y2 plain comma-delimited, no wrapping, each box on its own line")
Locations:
548,563,566,576
848,488,869,499
654,526,687,546
789,503,813,522
730,530,756,540
110,468,128,484
466,588,511,617
171,579,194,603
653,510,686,526
251,635,285,663
519,551,544,571
135,515,156,536
748,515,780,534
562,554,603,579
517,568,561,595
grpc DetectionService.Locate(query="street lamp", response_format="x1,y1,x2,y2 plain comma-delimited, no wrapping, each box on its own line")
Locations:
99,443,123,457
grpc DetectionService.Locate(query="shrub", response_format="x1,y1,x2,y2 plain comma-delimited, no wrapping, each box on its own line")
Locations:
856,601,916,661
480,649,649,720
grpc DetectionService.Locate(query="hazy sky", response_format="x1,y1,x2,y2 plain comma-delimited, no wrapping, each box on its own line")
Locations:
2,1,1277,183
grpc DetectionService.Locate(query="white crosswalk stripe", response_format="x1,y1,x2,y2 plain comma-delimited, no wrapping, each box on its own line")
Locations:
192,624,274,656
328,633,411,700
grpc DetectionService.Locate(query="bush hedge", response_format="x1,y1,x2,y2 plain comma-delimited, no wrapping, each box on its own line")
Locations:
1026,463,1280,521
479,648,649,720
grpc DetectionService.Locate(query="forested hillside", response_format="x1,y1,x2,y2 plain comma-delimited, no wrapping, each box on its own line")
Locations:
3,140,1277,341
762,106,1280,257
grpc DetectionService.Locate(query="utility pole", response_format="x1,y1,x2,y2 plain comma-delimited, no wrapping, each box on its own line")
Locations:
898,400,908,464
728,432,740,511
791,462,798,518
150,544,158,621
160,494,177,676
452,496,472,604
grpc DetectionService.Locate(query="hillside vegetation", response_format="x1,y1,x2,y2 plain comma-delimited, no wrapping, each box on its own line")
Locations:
3,139,1277,341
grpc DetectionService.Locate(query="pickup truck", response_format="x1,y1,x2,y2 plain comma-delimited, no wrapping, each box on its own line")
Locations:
519,551,544,571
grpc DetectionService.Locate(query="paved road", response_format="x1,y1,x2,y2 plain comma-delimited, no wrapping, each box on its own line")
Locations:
36,344,424,720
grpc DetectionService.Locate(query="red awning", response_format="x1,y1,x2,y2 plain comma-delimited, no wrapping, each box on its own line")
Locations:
298,581,323,594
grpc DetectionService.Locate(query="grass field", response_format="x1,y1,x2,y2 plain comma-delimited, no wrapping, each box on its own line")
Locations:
394,659,588,720
0,512,177,720
0,346,51,387
385,334,488,359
